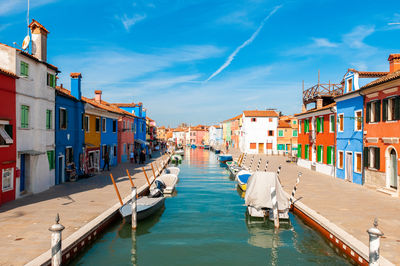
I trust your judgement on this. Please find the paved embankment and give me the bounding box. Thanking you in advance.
[228,149,399,265]
[0,152,168,266]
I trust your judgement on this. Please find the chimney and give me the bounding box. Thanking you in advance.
[316,98,323,109]
[70,73,82,100]
[388,54,400,73]
[29,19,49,62]
[95,90,102,103]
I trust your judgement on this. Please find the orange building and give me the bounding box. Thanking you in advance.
[361,54,400,195]
[277,115,298,155]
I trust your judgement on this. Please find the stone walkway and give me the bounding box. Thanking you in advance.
[228,148,400,265]
[0,151,168,266]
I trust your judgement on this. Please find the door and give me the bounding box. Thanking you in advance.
[346,152,353,182]
[57,156,64,185]
[390,149,398,188]
[311,144,316,164]
[20,154,25,192]
[258,143,264,154]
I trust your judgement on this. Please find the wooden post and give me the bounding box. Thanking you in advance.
[126,169,134,187]
[151,163,156,181]
[271,186,280,228]
[110,173,123,206]
[131,187,137,230]
[141,167,151,187]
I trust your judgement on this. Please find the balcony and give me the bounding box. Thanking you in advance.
[303,82,343,105]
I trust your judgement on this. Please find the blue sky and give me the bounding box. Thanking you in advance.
[0,0,399,127]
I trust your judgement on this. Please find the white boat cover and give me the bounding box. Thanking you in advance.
[156,174,178,188]
[165,167,180,176]
[245,171,289,211]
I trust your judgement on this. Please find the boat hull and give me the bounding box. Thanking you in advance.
[119,197,165,222]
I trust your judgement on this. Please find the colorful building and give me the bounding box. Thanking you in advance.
[209,125,223,147]
[222,119,231,147]
[277,115,298,155]
[55,73,85,184]
[116,112,135,164]
[0,68,18,205]
[334,69,387,185]
[361,54,400,196]
[230,115,242,149]
[0,20,59,196]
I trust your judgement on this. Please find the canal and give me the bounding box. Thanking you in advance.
[71,149,350,265]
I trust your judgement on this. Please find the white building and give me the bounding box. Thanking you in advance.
[0,20,58,196]
[240,110,279,154]
[209,125,223,147]
[172,128,186,145]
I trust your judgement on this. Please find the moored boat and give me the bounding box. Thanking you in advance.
[156,174,178,194]
[171,154,182,163]
[236,169,251,191]
[191,144,197,149]
[215,149,221,154]
[174,149,184,156]
[218,154,233,163]
[119,196,165,222]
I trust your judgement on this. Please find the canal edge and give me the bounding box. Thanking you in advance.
[288,192,394,266]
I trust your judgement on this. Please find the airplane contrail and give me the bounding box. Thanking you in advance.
[205,5,282,82]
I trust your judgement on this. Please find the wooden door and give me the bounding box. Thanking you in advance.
[258,143,264,154]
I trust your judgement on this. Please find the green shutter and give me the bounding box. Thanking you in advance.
[366,102,371,123]
[47,150,55,170]
[375,101,381,122]
[375,147,380,169]
[293,129,298,137]
[46,110,51,129]
[21,105,29,128]
[317,146,321,162]
[305,145,309,159]
[382,98,388,122]
[364,147,369,167]
[321,117,324,132]
[330,115,334,131]
[327,146,332,165]
[316,117,320,132]
[297,144,301,158]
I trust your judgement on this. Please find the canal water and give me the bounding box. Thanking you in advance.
[71,149,350,265]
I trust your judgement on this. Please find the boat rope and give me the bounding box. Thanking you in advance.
[289,172,302,208]
[256,158,262,171]
[264,160,269,171]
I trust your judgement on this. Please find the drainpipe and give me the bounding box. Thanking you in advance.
[329,107,337,179]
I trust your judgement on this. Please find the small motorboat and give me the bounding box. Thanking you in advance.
[215,149,221,154]
[245,171,289,221]
[218,154,233,163]
[236,169,251,191]
[204,145,210,150]
[171,154,182,163]
[156,174,178,194]
[174,149,184,156]
[164,166,180,176]
[226,161,242,176]
[191,144,197,149]
[119,191,165,222]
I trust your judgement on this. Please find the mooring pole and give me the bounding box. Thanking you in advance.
[256,158,262,171]
[141,167,151,187]
[131,187,137,230]
[289,172,302,209]
[151,163,156,180]
[126,169,134,187]
[49,213,65,266]
[264,160,269,171]
[367,218,384,266]
[271,187,279,228]
[110,173,123,206]
[276,165,282,183]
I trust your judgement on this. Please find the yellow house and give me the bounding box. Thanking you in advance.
[277,115,298,155]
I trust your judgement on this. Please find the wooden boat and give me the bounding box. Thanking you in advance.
[218,154,233,163]
[236,170,251,191]
[156,174,178,194]
[119,196,165,222]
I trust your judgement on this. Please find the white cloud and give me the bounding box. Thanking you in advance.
[217,10,255,28]
[206,5,281,82]
[311,37,339,48]
[0,0,56,16]
[342,25,375,49]
[117,13,147,32]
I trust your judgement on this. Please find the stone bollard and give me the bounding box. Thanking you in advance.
[367,218,384,266]
[49,213,65,266]
[131,187,137,230]
[270,186,279,228]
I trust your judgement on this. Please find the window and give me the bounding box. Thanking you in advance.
[299,120,301,133]
[2,168,13,192]
[277,144,285,150]
[113,145,117,156]
[21,105,29,128]
[355,153,362,173]
[81,114,84,130]
[102,118,106,132]
[293,120,297,125]
[102,145,108,159]
[131,122,134,132]
[113,120,117,133]
[329,115,335,132]
[47,150,55,170]
[383,97,400,122]
[338,151,344,169]
[278,130,284,137]
[304,119,309,133]
[366,100,381,123]
[268,130,274,136]
[123,144,127,154]
[0,125,13,145]
[66,147,73,164]
[364,147,380,170]
[250,143,256,149]
[95,118,100,132]
[338,114,344,132]
[327,146,335,165]
[304,144,309,160]
[316,116,324,133]
[269,118,273,122]
[355,110,362,131]
[293,129,298,137]
[297,144,302,158]
[46,110,52,129]
[251,118,256,122]
[85,116,89,132]
[47,73,56,88]
[20,61,29,77]
[317,145,323,163]
[59,108,67,130]
[347,78,353,92]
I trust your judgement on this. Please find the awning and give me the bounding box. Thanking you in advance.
[0,127,13,144]
[18,150,45,155]
[135,139,149,145]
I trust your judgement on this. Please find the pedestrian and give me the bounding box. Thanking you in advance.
[135,150,138,163]
[140,149,146,164]
[102,151,110,171]
[130,150,134,163]
[226,142,229,153]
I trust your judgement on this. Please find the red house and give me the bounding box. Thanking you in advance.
[117,114,136,163]
[0,68,18,205]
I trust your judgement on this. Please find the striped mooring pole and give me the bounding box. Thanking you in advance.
[131,187,137,230]
[248,155,255,170]
[241,153,247,166]
[256,158,262,171]
[49,213,65,266]
[270,186,279,228]
[264,160,269,171]
[289,172,302,208]
[367,218,383,266]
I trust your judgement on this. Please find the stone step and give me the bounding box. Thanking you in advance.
[376,187,398,197]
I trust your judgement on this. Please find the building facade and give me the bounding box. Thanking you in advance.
[277,115,298,155]
[117,114,135,163]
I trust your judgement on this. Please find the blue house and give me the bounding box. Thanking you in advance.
[334,69,385,185]
[55,73,85,184]
[115,102,148,154]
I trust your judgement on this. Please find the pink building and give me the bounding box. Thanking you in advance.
[192,125,208,146]
[116,112,136,163]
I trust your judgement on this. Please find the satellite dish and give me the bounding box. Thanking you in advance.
[22,35,30,50]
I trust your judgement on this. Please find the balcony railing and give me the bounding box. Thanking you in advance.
[303,83,343,104]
